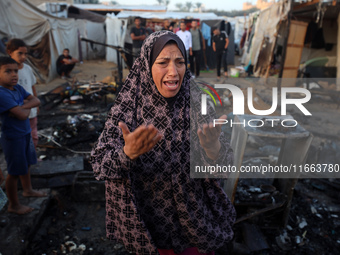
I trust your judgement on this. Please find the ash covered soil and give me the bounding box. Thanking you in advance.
[29,104,340,255]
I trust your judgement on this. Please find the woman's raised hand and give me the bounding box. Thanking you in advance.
[119,122,163,160]
[197,115,227,160]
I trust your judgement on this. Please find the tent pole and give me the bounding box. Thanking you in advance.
[278,0,293,91]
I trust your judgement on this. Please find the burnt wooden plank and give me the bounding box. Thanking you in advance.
[30,157,84,176]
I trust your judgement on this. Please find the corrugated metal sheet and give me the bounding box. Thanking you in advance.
[73,4,167,12]
[114,11,223,20]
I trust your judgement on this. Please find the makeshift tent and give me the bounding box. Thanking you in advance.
[75,19,106,61]
[291,0,339,82]
[66,5,107,61]
[40,4,122,64]
[227,16,250,43]
[105,14,127,65]
[68,5,106,23]
[0,0,79,82]
[242,0,339,80]
[242,1,291,77]
[0,0,111,82]
[227,16,250,55]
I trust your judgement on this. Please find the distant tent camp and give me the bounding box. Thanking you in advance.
[0,0,82,82]
[0,0,112,83]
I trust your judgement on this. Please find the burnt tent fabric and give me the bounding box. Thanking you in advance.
[311,28,326,49]
[68,5,106,23]
[304,21,318,45]
[91,31,235,254]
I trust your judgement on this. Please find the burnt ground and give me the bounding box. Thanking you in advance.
[1,60,340,254]
[26,187,129,255]
[24,90,340,254]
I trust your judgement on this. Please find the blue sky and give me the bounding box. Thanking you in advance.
[100,0,254,11]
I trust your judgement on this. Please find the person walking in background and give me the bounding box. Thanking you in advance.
[0,56,46,215]
[212,27,229,80]
[7,39,39,148]
[130,16,146,62]
[189,20,205,78]
[56,48,78,79]
[176,21,192,69]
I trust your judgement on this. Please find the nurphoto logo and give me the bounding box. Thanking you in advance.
[201,84,312,128]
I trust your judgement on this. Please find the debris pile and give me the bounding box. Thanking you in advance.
[39,77,119,111]
[39,114,106,147]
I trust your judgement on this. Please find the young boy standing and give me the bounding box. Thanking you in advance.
[0,56,45,215]
[7,39,39,148]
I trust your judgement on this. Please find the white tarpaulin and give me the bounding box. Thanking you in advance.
[227,16,250,42]
[105,16,127,64]
[76,20,106,60]
[0,0,79,82]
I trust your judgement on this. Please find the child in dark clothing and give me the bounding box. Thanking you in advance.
[56,48,78,79]
[0,56,45,215]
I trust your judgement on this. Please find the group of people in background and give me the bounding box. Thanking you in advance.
[130,17,229,80]
[175,20,206,79]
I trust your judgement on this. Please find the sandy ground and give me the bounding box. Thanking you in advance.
[36,59,128,94]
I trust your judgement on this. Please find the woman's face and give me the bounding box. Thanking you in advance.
[151,43,186,98]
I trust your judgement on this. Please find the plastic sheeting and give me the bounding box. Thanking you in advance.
[244,1,291,77]
[227,16,250,42]
[77,20,106,60]
[0,0,107,82]
[105,16,127,65]
[0,0,78,82]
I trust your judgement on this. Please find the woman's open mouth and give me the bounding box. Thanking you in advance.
[164,80,179,90]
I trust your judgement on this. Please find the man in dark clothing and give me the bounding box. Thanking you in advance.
[130,17,146,62]
[189,20,205,78]
[161,19,170,31]
[212,27,229,80]
[161,19,174,32]
[56,48,78,79]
